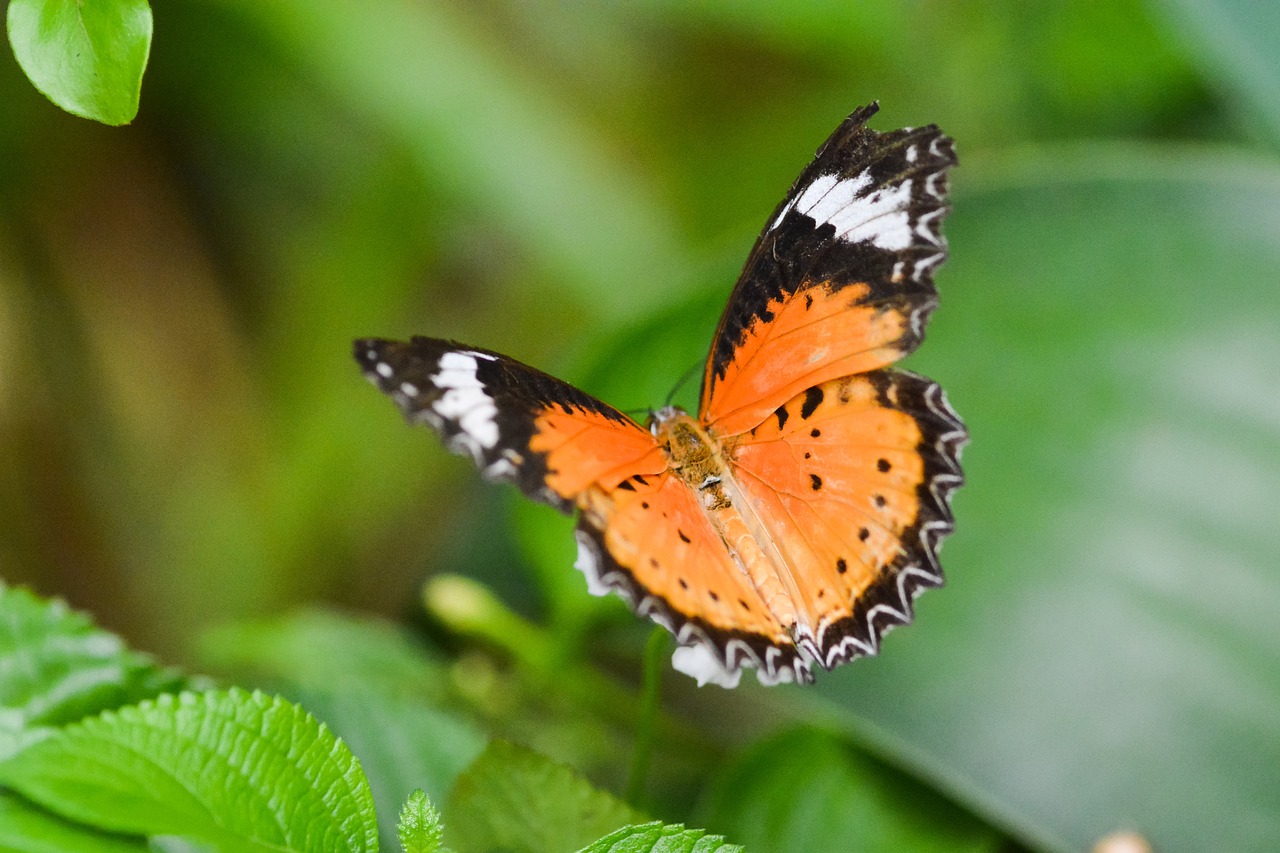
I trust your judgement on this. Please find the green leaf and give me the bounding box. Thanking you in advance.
[812,147,1280,852]
[699,728,997,853]
[0,688,379,852]
[0,583,183,736]
[397,789,450,853]
[199,608,448,702]
[296,688,484,848]
[578,821,742,853]
[0,790,147,852]
[200,610,484,849]
[6,0,153,125]
[446,741,642,853]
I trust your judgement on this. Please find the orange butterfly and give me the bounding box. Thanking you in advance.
[356,103,965,687]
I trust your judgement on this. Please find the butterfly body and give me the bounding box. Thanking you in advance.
[357,103,965,687]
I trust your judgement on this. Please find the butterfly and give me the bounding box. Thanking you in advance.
[355,103,965,687]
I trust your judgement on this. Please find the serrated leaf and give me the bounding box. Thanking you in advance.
[0,583,184,736]
[446,741,642,853]
[397,789,448,853]
[0,790,147,852]
[6,0,153,125]
[699,728,998,853]
[578,821,742,853]
[296,688,484,848]
[0,688,379,852]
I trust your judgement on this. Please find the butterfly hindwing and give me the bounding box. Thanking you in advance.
[701,102,956,436]
[573,471,804,687]
[355,337,665,512]
[729,369,966,669]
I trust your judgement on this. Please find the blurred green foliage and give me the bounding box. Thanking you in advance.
[1,2,1278,851]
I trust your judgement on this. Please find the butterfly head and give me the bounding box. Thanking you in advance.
[646,405,686,436]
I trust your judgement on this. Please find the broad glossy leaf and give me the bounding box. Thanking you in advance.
[699,727,997,853]
[6,0,152,124]
[0,689,379,852]
[808,147,1280,852]
[446,741,641,853]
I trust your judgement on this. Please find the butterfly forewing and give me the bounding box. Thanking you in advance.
[700,102,956,436]
[354,337,665,511]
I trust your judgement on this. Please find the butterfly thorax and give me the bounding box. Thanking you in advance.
[648,407,728,508]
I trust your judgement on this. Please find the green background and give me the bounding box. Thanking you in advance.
[2,2,1278,851]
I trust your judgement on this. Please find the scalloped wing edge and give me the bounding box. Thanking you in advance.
[813,373,967,669]
[572,527,815,688]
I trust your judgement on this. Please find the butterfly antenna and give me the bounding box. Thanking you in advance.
[665,359,702,408]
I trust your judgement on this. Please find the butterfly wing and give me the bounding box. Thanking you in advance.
[355,337,666,511]
[697,103,965,675]
[572,470,802,688]
[728,369,965,670]
[700,102,956,436]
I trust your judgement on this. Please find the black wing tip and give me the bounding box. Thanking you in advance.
[829,101,955,159]
[848,101,881,124]
[353,336,386,363]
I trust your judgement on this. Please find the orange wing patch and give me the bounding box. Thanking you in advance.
[729,369,963,668]
[573,471,803,686]
[700,281,920,437]
[530,407,667,499]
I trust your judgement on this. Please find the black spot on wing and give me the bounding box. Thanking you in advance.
[801,386,824,419]
[815,367,966,671]
[574,519,814,686]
